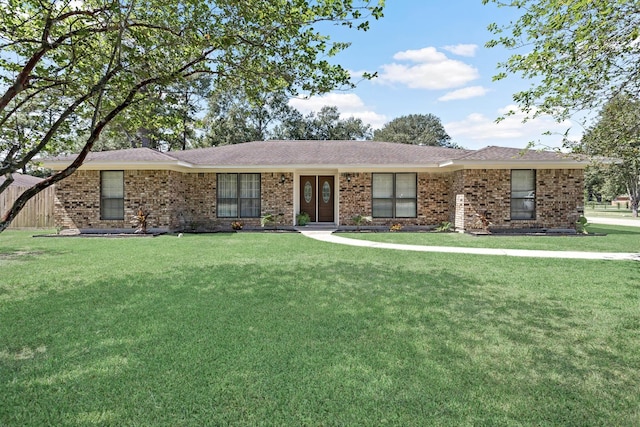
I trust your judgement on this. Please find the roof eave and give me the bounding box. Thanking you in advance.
[440,159,589,169]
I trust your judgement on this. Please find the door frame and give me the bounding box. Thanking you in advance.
[297,173,337,224]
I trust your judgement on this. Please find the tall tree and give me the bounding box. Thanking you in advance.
[273,105,371,140]
[93,75,210,151]
[203,87,291,146]
[483,0,640,127]
[372,114,456,147]
[0,0,384,232]
[580,94,640,217]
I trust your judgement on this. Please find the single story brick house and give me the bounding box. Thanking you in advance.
[42,140,587,233]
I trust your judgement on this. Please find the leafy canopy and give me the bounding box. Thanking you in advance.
[273,105,372,140]
[0,0,384,231]
[372,114,456,148]
[580,94,640,216]
[483,0,640,122]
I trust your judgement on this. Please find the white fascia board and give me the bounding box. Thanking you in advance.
[439,160,589,169]
[188,163,444,172]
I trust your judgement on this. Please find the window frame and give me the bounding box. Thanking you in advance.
[216,173,261,218]
[100,170,125,220]
[510,169,536,220]
[371,172,417,218]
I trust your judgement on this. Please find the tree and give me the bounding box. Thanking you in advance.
[272,105,372,140]
[93,75,210,151]
[372,114,456,147]
[202,87,291,146]
[0,0,384,232]
[580,94,640,217]
[483,0,640,126]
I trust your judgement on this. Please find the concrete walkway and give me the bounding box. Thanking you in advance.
[299,228,640,262]
[587,216,640,227]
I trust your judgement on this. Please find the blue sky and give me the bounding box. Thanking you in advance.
[289,1,582,150]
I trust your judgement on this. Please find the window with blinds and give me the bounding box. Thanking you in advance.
[372,173,417,218]
[100,171,124,220]
[511,170,536,220]
[217,173,261,218]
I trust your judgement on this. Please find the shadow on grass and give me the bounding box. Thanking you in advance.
[1,260,639,426]
[588,225,640,235]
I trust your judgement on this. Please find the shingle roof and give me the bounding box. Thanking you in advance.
[47,147,178,163]
[0,173,44,187]
[454,145,582,162]
[170,140,472,166]
[41,141,589,169]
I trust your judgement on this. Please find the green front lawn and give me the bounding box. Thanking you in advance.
[584,204,639,219]
[344,224,640,253]
[1,229,639,426]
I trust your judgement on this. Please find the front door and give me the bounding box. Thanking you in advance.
[300,175,334,223]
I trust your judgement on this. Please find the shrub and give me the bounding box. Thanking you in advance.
[296,212,310,226]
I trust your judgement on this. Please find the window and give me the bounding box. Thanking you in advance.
[100,171,124,220]
[372,173,417,218]
[217,173,260,218]
[511,170,536,220]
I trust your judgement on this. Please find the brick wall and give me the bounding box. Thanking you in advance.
[453,168,584,231]
[261,172,294,227]
[339,173,371,225]
[55,170,183,230]
[55,168,583,232]
[338,172,452,226]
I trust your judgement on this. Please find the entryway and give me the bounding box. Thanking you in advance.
[299,175,334,223]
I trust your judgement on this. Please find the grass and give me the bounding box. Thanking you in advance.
[343,224,640,253]
[584,204,639,219]
[1,228,639,426]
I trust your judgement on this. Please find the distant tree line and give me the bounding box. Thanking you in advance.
[90,83,456,151]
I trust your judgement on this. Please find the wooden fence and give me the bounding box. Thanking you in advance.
[0,186,55,229]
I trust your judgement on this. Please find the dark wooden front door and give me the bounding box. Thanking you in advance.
[318,176,334,222]
[299,175,334,223]
[300,176,317,222]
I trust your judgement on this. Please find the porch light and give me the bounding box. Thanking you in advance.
[280,174,286,184]
[346,173,351,182]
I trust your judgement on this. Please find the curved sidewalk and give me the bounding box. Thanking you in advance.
[299,230,640,261]
[587,216,640,227]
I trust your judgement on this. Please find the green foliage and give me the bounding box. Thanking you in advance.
[351,214,372,231]
[575,216,589,235]
[261,213,284,228]
[434,221,453,232]
[260,213,275,228]
[483,0,640,123]
[580,94,640,216]
[296,211,311,226]
[0,0,385,231]
[202,87,292,146]
[273,105,372,140]
[372,114,457,148]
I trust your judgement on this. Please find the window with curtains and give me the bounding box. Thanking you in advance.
[100,171,124,220]
[511,170,536,220]
[217,173,261,218]
[372,173,417,218]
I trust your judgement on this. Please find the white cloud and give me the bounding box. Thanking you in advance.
[438,86,489,101]
[376,47,479,90]
[393,47,448,63]
[442,44,478,57]
[288,93,387,129]
[444,105,582,149]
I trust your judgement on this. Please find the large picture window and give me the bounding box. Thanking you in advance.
[511,170,536,220]
[372,173,417,218]
[217,173,261,218]
[100,171,124,220]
